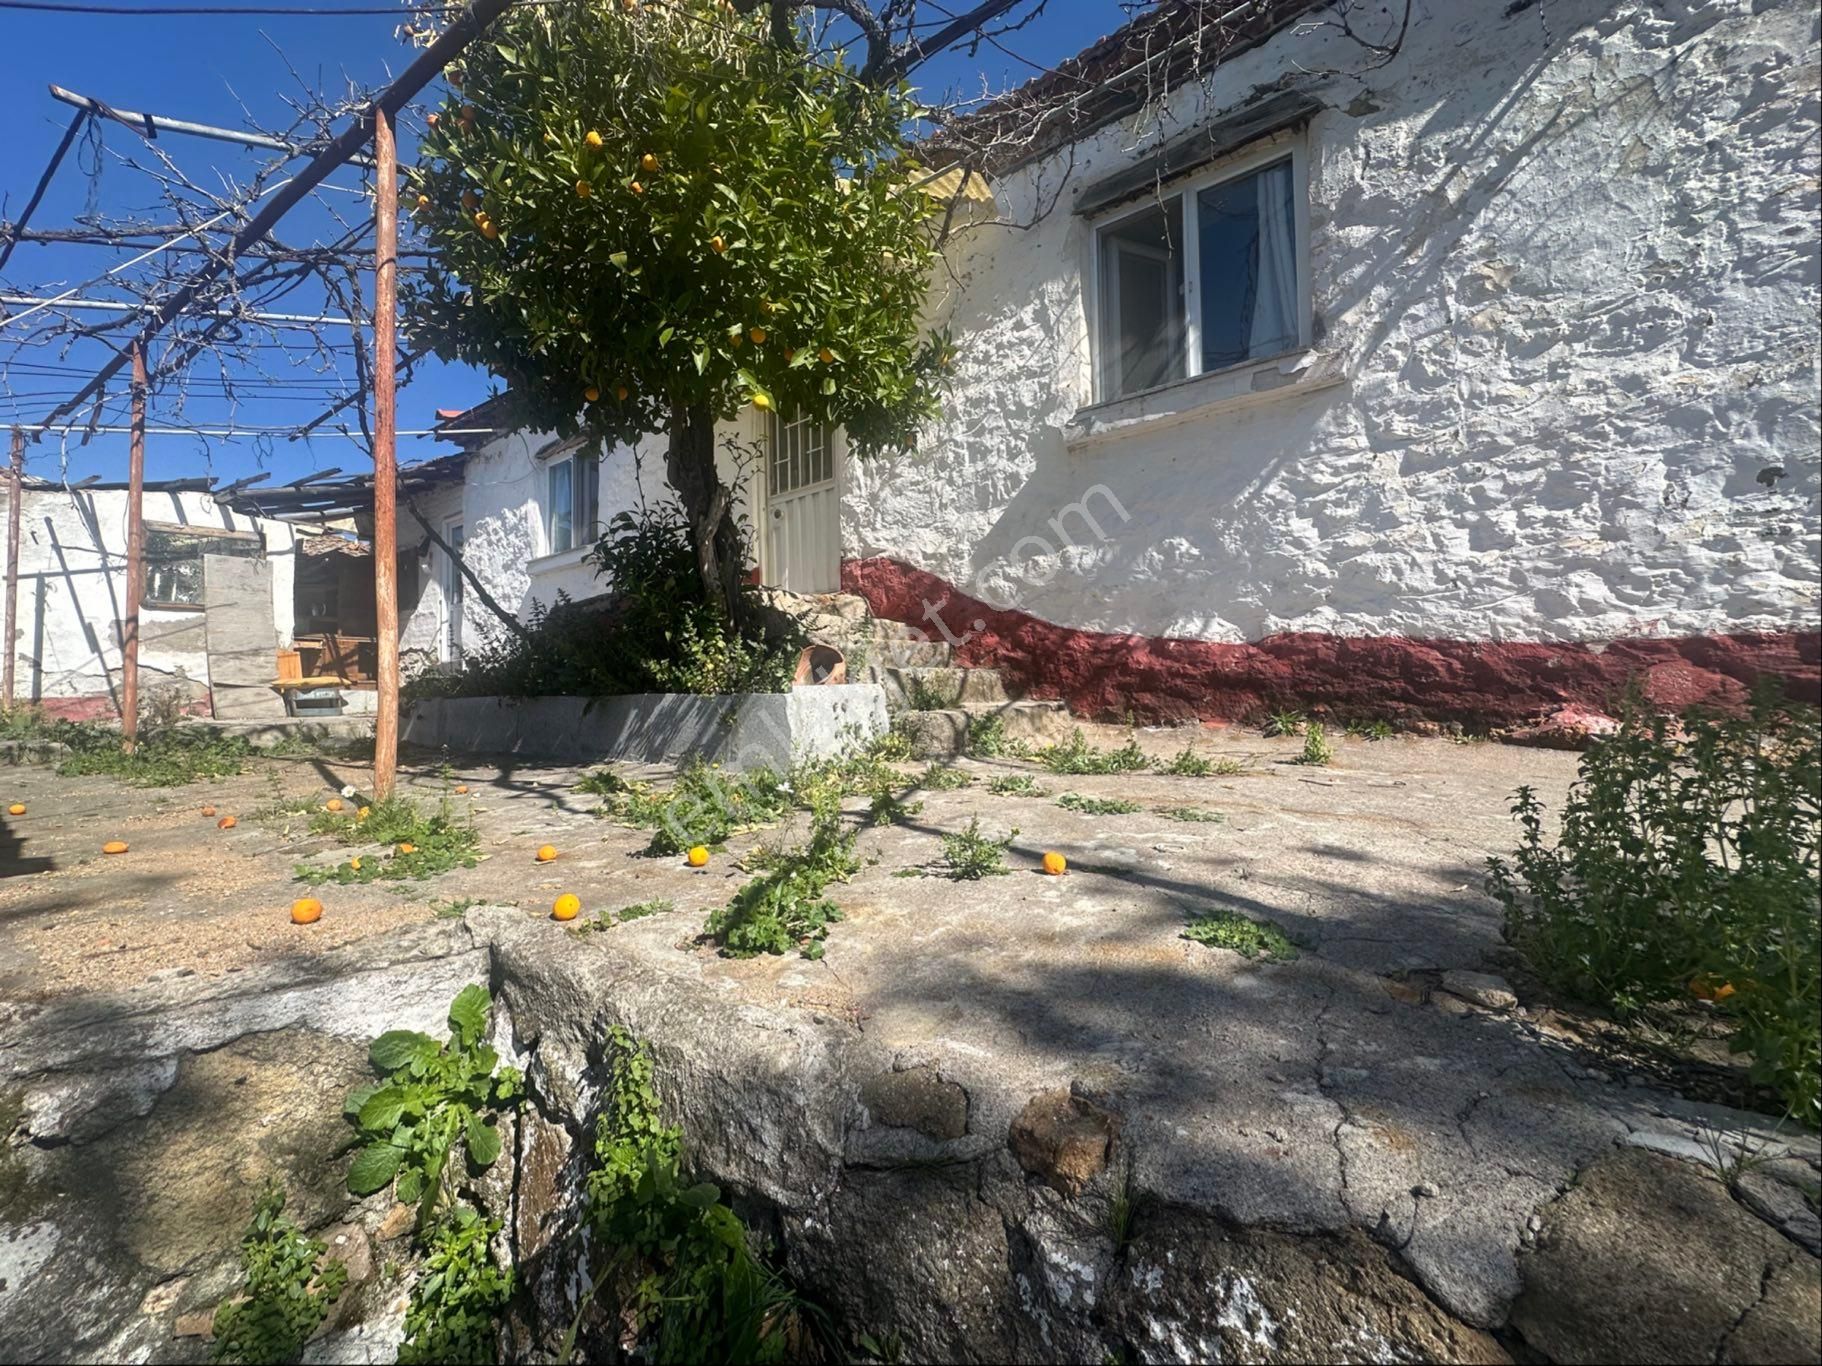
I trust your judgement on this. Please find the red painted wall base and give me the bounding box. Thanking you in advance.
[842,556,1821,729]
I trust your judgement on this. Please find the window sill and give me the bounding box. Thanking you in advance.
[528,545,595,576]
[1065,349,1346,452]
[144,601,206,614]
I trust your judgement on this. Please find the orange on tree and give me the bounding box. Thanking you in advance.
[748,326,766,345]
[584,384,601,402]
[614,383,629,401]
[291,897,324,925]
[552,893,582,921]
[686,845,710,868]
[1042,851,1068,876]
[536,844,559,862]
[404,0,944,626]
[103,840,129,855]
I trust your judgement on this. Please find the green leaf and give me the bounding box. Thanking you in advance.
[358,1085,409,1133]
[679,1181,720,1208]
[396,1166,425,1205]
[343,1082,380,1119]
[370,1030,435,1072]
[447,984,491,1044]
[347,1143,405,1195]
[465,1113,503,1168]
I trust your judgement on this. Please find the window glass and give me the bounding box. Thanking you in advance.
[1197,157,1298,371]
[578,454,600,545]
[1098,198,1184,400]
[547,459,574,554]
[143,527,261,606]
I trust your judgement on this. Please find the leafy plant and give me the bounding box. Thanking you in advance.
[1183,910,1298,962]
[1346,718,1394,741]
[1157,746,1218,777]
[1294,723,1335,767]
[867,778,923,826]
[606,757,793,856]
[1056,792,1141,816]
[704,811,858,958]
[940,817,1016,880]
[430,897,485,919]
[1158,806,1224,823]
[917,763,974,790]
[577,898,676,932]
[902,675,958,711]
[343,985,523,1232]
[1263,709,1306,738]
[55,723,253,787]
[210,1183,348,1366]
[407,0,947,620]
[987,773,1045,797]
[296,797,481,884]
[397,1206,515,1366]
[576,765,631,798]
[1486,686,1820,1123]
[872,725,916,763]
[1034,728,1152,776]
[966,712,1028,758]
[578,1028,806,1363]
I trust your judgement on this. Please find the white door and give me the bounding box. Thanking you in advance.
[765,413,839,594]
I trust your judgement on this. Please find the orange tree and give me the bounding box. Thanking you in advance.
[405,0,946,620]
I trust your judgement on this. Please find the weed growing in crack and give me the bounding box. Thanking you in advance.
[576,898,676,933]
[570,1028,810,1363]
[1157,806,1224,823]
[966,712,1030,759]
[704,811,858,958]
[1057,792,1141,816]
[1293,723,1336,767]
[917,763,974,790]
[987,773,1046,797]
[296,797,482,885]
[1346,718,1395,741]
[1034,728,1151,776]
[1183,910,1297,961]
[1157,746,1219,777]
[941,817,1017,879]
[397,1206,514,1366]
[603,759,793,855]
[210,1183,348,1365]
[903,675,959,711]
[1263,709,1306,738]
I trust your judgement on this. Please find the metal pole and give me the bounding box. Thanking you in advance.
[32,0,517,436]
[3,428,22,711]
[371,107,399,800]
[122,341,147,746]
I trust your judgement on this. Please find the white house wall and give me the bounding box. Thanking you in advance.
[402,422,761,668]
[841,0,1821,723]
[1,485,298,720]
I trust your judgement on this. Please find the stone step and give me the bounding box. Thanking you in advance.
[855,636,954,669]
[893,700,1074,759]
[876,666,1010,709]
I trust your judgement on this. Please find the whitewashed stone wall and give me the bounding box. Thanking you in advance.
[400,423,761,666]
[847,0,1821,648]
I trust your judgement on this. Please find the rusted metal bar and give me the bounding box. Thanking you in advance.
[371,106,399,800]
[122,340,147,747]
[3,427,23,710]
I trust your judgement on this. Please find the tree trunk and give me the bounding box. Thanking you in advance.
[665,401,744,624]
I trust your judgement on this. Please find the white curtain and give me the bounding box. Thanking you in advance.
[1248,162,1298,357]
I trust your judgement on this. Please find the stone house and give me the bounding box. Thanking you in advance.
[404,0,1820,724]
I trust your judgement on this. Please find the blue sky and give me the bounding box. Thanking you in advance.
[0,0,1115,488]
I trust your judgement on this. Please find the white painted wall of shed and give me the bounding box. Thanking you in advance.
[400,418,763,665]
[1,484,298,714]
[846,0,1821,646]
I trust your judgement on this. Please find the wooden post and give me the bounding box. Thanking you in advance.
[3,427,23,711]
[371,107,400,800]
[121,341,147,747]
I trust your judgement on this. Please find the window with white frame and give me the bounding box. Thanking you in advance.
[1094,144,1305,403]
[544,449,600,555]
[768,411,832,494]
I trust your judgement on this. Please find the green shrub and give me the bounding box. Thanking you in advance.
[966,712,1029,758]
[1034,728,1152,775]
[211,1184,348,1365]
[606,759,793,856]
[1293,723,1335,767]
[403,503,802,702]
[1486,687,1820,1124]
[50,721,253,787]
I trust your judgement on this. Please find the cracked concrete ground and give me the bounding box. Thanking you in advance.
[1,725,1817,1362]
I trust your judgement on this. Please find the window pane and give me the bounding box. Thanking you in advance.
[1099,198,1185,399]
[1197,158,1298,371]
[579,455,600,543]
[548,460,573,553]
